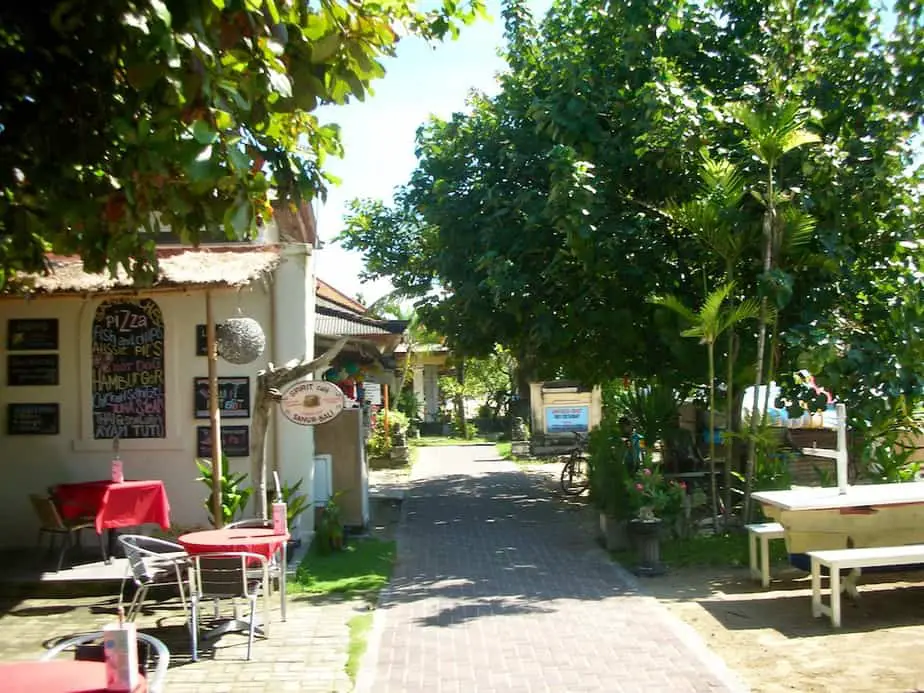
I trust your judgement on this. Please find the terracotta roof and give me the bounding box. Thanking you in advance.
[316,278,367,314]
[4,246,281,295]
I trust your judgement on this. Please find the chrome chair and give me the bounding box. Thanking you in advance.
[41,630,170,693]
[118,535,190,621]
[29,494,102,571]
[225,518,288,621]
[188,551,270,661]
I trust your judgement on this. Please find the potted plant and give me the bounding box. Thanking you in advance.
[196,456,254,527]
[587,416,633,551]
[625,458,686,576]
[314,490,346,555]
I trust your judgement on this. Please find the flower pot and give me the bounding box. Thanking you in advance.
[629,517,665,576]
[599,513,629,551]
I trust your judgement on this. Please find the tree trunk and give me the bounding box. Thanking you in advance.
[724,328,735,525]
[708,341,719,529]
[454,358,467,438]
[744,173,776,524]
[250,337,349,518]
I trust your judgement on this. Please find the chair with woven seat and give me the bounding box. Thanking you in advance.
[118,534,190,622]
[189,551,270,661]
[29,494,103,571]
[226,518,288,620]
[41,630,170,693]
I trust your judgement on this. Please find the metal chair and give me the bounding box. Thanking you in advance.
[188,551,270,661]
[29,494,103,571]
[118,535,190,621]
[40,630,170,693]
[225,518,288,621]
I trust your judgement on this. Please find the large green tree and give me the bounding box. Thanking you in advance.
[0,0,482,285]
[340,0,924,444]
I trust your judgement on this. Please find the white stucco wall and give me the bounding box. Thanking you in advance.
[0,244,316,547]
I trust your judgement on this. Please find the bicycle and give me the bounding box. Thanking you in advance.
[559,432,590,496]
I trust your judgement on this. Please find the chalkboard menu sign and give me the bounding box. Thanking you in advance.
[7,403,59,435]
[197,425,250,458]
[196,324,208,356]
[8,354,59,386]
[7,319,58,350]
[91,299,166,439]
[194,376,250,419]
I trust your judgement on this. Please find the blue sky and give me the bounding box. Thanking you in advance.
[313,0,553,304]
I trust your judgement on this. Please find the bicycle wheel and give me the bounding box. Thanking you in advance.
[560,451,589,496]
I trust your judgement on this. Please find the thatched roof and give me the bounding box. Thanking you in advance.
[4,246,281,295]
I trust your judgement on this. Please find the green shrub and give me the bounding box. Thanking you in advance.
[587,414,632,519]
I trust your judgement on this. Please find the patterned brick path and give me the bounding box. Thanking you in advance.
[360,445,747,693]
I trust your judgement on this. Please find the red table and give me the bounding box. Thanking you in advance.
[0,659,147,693]
[54,480,171,534]
[177,528,288,559]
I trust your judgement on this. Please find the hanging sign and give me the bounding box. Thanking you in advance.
[279,380,345,426]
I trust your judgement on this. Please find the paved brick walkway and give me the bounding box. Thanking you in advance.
[359,445,747,693]
[0,573,357,692]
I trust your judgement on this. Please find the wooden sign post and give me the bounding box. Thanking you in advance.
[205,291,223,527]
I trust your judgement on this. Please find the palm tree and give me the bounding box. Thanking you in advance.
[665,151,751,520]
[728,101,820,522]
[650,283,759,527]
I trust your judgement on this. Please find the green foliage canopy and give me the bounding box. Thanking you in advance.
[0,0,483,286]
[339,0,924,435]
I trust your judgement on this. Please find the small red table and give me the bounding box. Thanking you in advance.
[177,528,288,560]
[178,527,290,626]
[54,480,171,534]
[0,659,147,693]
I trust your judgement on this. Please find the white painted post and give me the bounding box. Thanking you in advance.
[836,403,848,495]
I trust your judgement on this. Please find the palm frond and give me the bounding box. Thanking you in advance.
[717,297,760,335]
[779,206,816,255]
[649,293,697,324]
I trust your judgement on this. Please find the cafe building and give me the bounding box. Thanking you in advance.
[0,211,322,549]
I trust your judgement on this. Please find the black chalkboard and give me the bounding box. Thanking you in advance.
[196,324,207,356]
[194,376,250,419]
[7,319,58,350]
[91,299,166,439]
[197,425,250,458]
[8,354,59,386]
[7,403,59,435]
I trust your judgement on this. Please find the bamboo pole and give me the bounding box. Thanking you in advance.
[383,383,389,433]
[206,290,224,527]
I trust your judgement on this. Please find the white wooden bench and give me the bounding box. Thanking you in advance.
[808,544,924,627]
[746,522,785,588]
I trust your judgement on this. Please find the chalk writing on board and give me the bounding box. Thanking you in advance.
[193,376,250,419]
[91,299,166,439]
[7,354,59,386]
[7,319,59,351]
[7,403,60,435]
[196,425,250,458]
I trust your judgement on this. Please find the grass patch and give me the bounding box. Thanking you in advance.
[611,530,789,569]
[291,538,396,598]
[345,612,374,682]
[497,441,512,459]
[410,435,496,447]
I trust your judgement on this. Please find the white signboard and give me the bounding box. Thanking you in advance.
[363,382,382,406]
[544,405,590,433]
[279,380,345,426]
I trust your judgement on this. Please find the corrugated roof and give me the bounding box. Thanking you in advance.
[315,305,407,337]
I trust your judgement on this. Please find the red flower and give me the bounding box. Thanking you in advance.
[643,468,652,476]
[635,483,644,491]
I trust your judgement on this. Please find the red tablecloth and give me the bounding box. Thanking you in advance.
[54,480,171,534]
[0,660,147,693]
[178,528,288,560]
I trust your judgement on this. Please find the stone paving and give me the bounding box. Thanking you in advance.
[0,562,359,692]
[359,444,748,693]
